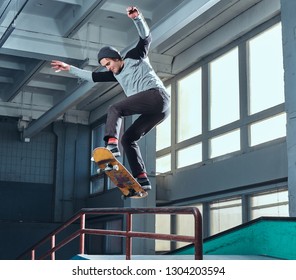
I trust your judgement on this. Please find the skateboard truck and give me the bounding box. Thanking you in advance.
[121,189,145,200]
[97,163,119,175]
[92,147,148,199]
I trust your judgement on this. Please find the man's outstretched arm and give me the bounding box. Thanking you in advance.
[51,60,115,82]
[127,6,150,39]
[51,60,93,82]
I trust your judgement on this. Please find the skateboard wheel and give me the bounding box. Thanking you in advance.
[113,164,119,171]
[97,168,103,175]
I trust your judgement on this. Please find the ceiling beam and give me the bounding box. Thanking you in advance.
[22,81,95,140]
[0,59,26,70]
[27,80,67,92]
[150,0,227,49]
[172,0,280,74]
[59,0,108,37]
[50,0,83,6]
[0,26,91,61]
[4,60,44,102]
[0,76,13,83]
[0,0,27,26]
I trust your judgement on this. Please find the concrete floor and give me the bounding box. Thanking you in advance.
[73,254,279,260]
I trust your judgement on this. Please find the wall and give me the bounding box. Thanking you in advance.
[0,117,55,222]
[0,222,80,260]
[53,121,91,222]
[0,117,91,259]
[157,142,287,202]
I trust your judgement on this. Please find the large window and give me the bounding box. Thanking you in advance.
[156,85,171,151]
[155,214,171,252]
[156,154,171,174]
[248,23,284,115]
[177,143,202,168]
[155,186,288,250]
[175,204,203,249]
[156,21,285,171]
[156,85,172,174]
[177,68,202,143]
[249,113,286,146]
[210,198,242,235]
[154,19,287,247]
[155,204,202,252]
[210,129,240,158]
[251,188,288,219]
[209,47,240,130]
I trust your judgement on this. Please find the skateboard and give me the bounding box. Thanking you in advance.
[92,147,148,199]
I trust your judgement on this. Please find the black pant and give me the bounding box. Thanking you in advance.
[104,88,170,177]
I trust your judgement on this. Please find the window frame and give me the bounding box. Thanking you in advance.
[156,16,285,174]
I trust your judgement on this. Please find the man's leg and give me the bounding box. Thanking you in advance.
[103,89,170,190]
[121,111,168,178]
[104,88,169,143]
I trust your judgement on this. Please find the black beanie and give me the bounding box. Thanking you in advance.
[97,46,122,64]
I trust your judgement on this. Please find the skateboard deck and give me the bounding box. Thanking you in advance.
[92,147,148,199]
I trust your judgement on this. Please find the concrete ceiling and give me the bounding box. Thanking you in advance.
[0,0,264,140]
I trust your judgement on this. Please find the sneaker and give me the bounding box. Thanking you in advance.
[137,177,152,191]
[106,144,121,157]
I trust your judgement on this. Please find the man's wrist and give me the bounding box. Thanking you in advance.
[133,13,143,21]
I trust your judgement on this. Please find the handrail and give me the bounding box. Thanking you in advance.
[18,207,203,260]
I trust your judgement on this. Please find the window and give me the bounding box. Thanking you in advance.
[155,204,202,252]
[210,198,242,235]
[155,20,285,174]
[177,143,202,168]
[156,85,171,173]
[209,47,239,130]
[177,69,202,143]
[175,204,203,249]
[249,113,286,147]
[156,154,171,174]
[156,85,171,151]
[210,129,240,158]
[155,214,171,252]
[250,188,288,219]
[248,23,284,115]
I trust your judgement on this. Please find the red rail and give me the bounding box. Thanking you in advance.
[18,207,202,260]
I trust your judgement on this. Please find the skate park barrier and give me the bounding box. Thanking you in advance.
[17,207,202,260]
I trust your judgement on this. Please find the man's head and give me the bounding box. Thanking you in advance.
[97,46,123,74]
[97,46,122,63]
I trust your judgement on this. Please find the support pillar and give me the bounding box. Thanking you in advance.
[281,0,296,216]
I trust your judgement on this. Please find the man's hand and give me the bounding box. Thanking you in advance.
[51,60,70,72]
[126,6,139,19]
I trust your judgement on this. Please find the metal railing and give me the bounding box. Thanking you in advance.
[18,207,202,260]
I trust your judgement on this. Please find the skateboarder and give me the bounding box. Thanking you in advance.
[51,6,170,191]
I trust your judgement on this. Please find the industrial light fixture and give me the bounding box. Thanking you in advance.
[0,23,15,48]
